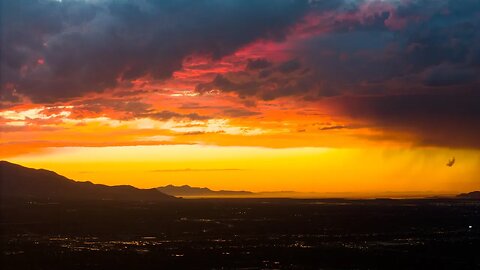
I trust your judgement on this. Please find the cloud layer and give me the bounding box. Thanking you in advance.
[2,0,480,148]
[1,0,309,102]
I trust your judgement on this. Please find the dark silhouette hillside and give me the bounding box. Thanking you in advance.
[0,161,174,201]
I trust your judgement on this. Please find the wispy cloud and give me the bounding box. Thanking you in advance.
[319,125,348,131]
[150,168,244,173]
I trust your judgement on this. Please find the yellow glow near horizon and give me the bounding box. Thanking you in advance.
[6,145,480,195]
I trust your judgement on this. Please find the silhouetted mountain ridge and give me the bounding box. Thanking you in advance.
[157,184,253,197]
[0,161,174,201]
[457,191,480,199]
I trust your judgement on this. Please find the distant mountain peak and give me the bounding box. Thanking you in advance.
[457,191,480,199]
[157,184,253,197]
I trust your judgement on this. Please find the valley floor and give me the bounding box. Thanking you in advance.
[1,198,480,269]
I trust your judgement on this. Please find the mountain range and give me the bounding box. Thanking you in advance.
[0,161,174,201]
[457,191,480,199]
[1,161,479,200]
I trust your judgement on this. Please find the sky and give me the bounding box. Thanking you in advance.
[1,0,480,195]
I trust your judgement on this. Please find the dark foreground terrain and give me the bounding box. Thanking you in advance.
[1,198,479,269]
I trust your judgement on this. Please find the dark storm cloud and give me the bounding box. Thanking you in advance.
[1,0,310,102]
[334,94,480,148]
[198,0,480,99]
[312,0,480,148]
[294,0,478,97]
[191,0,480,148]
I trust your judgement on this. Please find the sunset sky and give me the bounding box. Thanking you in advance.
[1,0,479,195]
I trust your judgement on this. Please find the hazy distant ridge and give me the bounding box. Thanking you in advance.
[0,161,174,201]
[457,191,480,199]
[157,184,253,197]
